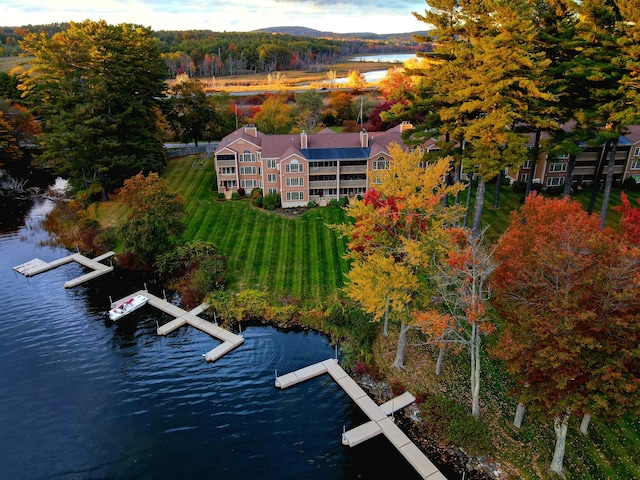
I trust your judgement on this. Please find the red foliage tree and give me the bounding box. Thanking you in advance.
[491,193,640,474]
[614,192,640,245]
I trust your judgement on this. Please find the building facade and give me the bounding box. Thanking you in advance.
[214,122,415,207]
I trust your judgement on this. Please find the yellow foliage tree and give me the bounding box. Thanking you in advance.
[335,143,464,368]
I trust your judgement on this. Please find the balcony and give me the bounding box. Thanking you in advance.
[216,159,235,167]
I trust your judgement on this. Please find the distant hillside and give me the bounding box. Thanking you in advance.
[254,26,429,42]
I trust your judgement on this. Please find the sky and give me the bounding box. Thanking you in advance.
[6,0,429,34]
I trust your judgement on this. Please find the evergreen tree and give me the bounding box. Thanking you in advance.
[20,20,168,200]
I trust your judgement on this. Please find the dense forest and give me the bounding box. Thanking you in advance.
[0,24,423,77]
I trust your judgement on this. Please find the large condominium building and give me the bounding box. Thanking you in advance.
[214,122,418,208]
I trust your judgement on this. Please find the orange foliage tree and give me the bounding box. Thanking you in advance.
[491,194,640,474]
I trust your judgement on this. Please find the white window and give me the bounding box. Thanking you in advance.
[286,177,304,187]
[631,160,640,170]
[285,162,303,173]
[241,179,259,189]
[634,147,640,157]
[286,191,304,201]
[521,173,529,182]
[546,177,565,187]
[239,150,256,162]
[373,157,389,170]
[240,166,257,175]
[549,162,567,173]
[268,187,277,195]
[522,160,532,169]
[266,159,276,169]
[267,174,277,183]
[219,167,235,175]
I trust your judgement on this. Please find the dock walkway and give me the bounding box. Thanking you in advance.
[116,290,244,362]
[275,358,446,480]
[13,251,115,288]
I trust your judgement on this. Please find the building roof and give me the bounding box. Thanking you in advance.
[217,124,408,161]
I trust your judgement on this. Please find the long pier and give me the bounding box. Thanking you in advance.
[275,359,447,480]
[13,251,115,288]
[115,290,244,363]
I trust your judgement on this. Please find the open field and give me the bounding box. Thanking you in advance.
[0,56,31,73]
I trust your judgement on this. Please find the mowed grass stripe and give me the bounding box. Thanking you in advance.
[239,210,262,284]
[303,215,321,301]
[287,219,303,299]
[226,203,257,275]
[270,216,287,295]
[314,215,330,297]
[253,213,275,285]
[273,218,291,297]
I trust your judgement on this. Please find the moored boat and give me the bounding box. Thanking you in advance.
[109,295,148,321]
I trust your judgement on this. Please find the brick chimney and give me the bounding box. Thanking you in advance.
[300,130,308,149]
[244,124,258,137]
[360,129,368,148]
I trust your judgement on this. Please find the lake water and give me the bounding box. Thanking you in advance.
[0,197,455,479]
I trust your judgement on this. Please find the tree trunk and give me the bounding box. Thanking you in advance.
[563,151,577,198]
[600,139,619,229]
[514,402,526,428]
[493,170,503,208]
[580,413,591,435]
[526,130,541,197]
[464,173,474,228]
[436,345,446,375]
[383,297,389,337]
[550,413,570,475]
[471,177,486,239]
[392,321,411,370]
[470,324,481,418]
[587,139,611,215]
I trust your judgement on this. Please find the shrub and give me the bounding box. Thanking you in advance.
[253,195,263,208]
[262,192,281,210]
[231,192,239,200]
[237,187,246,197]
[217,192,225,200]
[307,200,317,208]
[449,414,492,456]
[622,177,640,192]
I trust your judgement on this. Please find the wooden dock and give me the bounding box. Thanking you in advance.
[118,290,244,362]
[275,359,447,480]
[13,251,115,288]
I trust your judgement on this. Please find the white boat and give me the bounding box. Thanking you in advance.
[109,295,148,321]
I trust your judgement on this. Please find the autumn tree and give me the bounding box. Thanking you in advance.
[292,90,324,132]
[614,191,640,245]
[163,77,216,146]
[19,20,168,200]
[412,0,553,236]
[491,194,640,475]
[346,70,366,94]
[0,112,20,165]
[335,143,464,369]
[251,94,292,134]
[414,227,496,418]
[117,172,186,267]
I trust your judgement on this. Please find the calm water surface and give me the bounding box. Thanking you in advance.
[0,198,438,479]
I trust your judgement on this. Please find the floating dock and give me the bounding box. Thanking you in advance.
[115,290,244,363]
[13,251,115,288]
[275,359,446,480]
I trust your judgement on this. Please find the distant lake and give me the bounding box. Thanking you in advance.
[347,53,416,63]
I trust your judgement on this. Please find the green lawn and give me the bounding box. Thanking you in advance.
[162,155,350,304]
